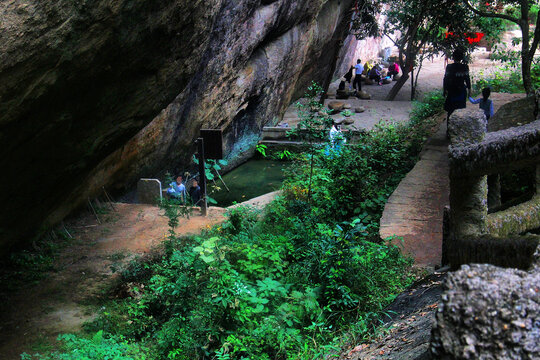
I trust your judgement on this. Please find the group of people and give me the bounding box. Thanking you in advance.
[166,175,202,206]
[443,48,493,122]
[339,59,401,92]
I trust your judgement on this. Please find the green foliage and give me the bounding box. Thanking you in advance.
[0,228,73,291]
[287,82,334,202]
[158,197,191,237]
[500,166,536,202]
[349,0,382,40]
[464,0,540,93]
[41,87,444,360]
[411,91,445,116]
[192,156,229,183]
[473,15,507,47]
[84,202,411,360]
[255,144,267,157]
[288,82,333,143]
[20,331,149,360]
[471,60,540,94]
[276,149,292,161]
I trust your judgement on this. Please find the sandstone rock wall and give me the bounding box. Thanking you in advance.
[0,0,354,253]
[334,10,395,78]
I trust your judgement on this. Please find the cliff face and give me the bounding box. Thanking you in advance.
[0,0,354,253]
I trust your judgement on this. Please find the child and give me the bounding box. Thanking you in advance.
[368,65,382,85]
[469,87,494,120]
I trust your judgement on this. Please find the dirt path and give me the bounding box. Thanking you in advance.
[0,204,227,359]
[279,50,513,131]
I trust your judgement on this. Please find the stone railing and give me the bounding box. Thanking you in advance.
[444,108,540,269]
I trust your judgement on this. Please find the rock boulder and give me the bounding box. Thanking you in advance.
[0,0,356,253]
[431,263,540,359]
[328,101,346,112]
[357,90,371,100]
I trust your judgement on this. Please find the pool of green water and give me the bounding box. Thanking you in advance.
[208,159,290,207]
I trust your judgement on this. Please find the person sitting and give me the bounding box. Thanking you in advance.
[363,61,372,75]
[329,119,346,150]
[388,62,400,79]
[338,66,354,94]
[189,179,201,206]
[368,65,382,85]
[167,175,186,202]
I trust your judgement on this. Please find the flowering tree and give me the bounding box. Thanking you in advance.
[378,0,471,100]
[464,0,540,94]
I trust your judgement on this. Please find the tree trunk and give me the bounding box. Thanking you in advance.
[386,72,409,101]
[522,54,533,95]
[410,67,415,101]
[520,17,533,95]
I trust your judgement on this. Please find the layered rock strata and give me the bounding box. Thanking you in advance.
[0,0,354,253]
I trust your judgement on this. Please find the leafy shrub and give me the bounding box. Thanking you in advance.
[47,84,443,360]
[471,60,540,94]
[20,331,149,360]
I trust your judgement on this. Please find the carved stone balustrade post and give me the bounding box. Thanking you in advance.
[448,109,488,238]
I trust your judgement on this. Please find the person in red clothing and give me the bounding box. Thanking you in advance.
[388,62,400,79]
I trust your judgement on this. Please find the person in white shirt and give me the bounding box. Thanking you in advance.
[329,120,347,150]
[353,59,364,92]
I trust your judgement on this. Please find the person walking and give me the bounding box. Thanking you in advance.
[443,48,471,121]
[469,87,494,121]
[353,59,364,92]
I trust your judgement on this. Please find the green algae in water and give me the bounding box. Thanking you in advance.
[209,160,290,207]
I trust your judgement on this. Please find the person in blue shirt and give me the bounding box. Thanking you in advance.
[469,87,494,121]
[353,59,364,92]
[167,175,186,202]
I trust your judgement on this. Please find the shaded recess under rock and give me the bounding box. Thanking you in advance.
[0,0,355,253]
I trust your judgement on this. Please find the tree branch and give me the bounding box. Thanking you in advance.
[462,0,519,23]
[529,7,540,58]
[384,32,399,47]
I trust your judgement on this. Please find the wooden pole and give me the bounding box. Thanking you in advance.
[87,198,102,224]
[215,169,230,192]
[197,138,208,216]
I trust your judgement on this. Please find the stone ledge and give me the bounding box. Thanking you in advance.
[447,234,539,270]
[449,120,540,177]
[487,196,540,237]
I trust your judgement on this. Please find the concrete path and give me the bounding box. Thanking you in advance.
[378,94,526,267]
[227,190,281,210]
[379,116,449,267]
